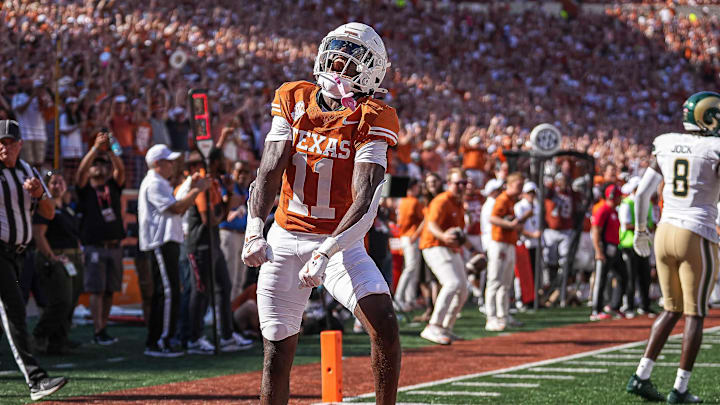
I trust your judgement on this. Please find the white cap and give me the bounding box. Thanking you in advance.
[169,106,185,118]
[146,144,181,167]
[522,181,537,194]
[114,95,127,103]
[422,140,435,149]
[482,178,504,196]
[621,176,641,195]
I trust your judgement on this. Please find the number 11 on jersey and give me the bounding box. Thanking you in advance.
[288,152,336,219]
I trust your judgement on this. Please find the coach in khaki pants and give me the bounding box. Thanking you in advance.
[486,173,525,332]
[418,168,471,345]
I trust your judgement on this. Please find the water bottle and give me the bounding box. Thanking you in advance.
[109,134,123,157]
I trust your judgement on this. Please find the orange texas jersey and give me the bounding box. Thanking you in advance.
[270,81,399,235]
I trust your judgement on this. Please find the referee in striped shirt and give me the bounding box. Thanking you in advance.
[0,120,67,400]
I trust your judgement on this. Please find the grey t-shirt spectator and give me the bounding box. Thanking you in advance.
[11,93,46,141]
[150,117,171,147]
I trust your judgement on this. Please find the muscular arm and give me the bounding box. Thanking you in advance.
[248,140,292,220]
[635,156,663,231]
[331,162,385,237]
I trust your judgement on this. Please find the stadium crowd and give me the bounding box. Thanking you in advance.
[1,0,720,357]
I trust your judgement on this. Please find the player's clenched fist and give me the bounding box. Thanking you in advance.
[242,217,273,267]
[298,250,329,289]
[242,235,274,267]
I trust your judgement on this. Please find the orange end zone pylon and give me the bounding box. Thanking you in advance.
[321,330,343,402]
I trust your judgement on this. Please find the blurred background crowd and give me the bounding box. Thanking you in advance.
[3,0,720,353]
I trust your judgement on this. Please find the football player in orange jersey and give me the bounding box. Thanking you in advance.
[241,23,400,404]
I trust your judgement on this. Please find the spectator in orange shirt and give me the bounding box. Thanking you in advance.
[485,172,526,332]
[394,178,425,311]
[460,127,487,187]
[418,168,472,345]
[420,140,444,175]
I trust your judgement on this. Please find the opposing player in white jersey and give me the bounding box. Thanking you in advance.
[241,23,400,404]
[627,92,720,404]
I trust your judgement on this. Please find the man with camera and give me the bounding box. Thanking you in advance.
[75,131,126,345]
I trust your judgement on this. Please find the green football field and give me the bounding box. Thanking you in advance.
[350,326,720,404]
[0,305,592,403]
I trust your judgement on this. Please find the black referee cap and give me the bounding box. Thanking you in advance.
[0,120,21,141]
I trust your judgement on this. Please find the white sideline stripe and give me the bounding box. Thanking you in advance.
[529,367,607,373]
[0,370,19,376]
[347,325,720,401]
[407,390,501,397]
[347,325,720,400]
[53,363,76,369]
[594,354,664,360]
[107,357,126,363]
[621,348,682,354]
[453,382,539,388]
[494,373,575,380]
[565,361,720,368]
[666,344,712,349]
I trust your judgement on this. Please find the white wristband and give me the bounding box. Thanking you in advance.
[317,236,341,258]
[246,216,264,239]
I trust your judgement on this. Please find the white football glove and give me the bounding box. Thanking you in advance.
[298,250,330,289]
[633,229,653,258]
[298,237,340,289]
[242,217,273,267]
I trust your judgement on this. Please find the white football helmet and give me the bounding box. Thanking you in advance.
[313,22,389,98]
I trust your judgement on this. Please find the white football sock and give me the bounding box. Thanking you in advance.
[673,369,691,393]
[636,357,654,380]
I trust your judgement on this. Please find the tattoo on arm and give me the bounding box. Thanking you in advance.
[332,162,385,237]
[249,140,292,220]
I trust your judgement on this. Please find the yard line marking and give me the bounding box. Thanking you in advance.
[529,367,607,373]
[494,373,575,380]
[107,357,126,363]
[453,382,539,388]
[565,361,720,368]
[594,354,665,360]
[52,363,75,369]
[407,390,501,397]
[621,348,682,354]
[0,370,19,376]
[347,325,720,401]
[665,344,712,349]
